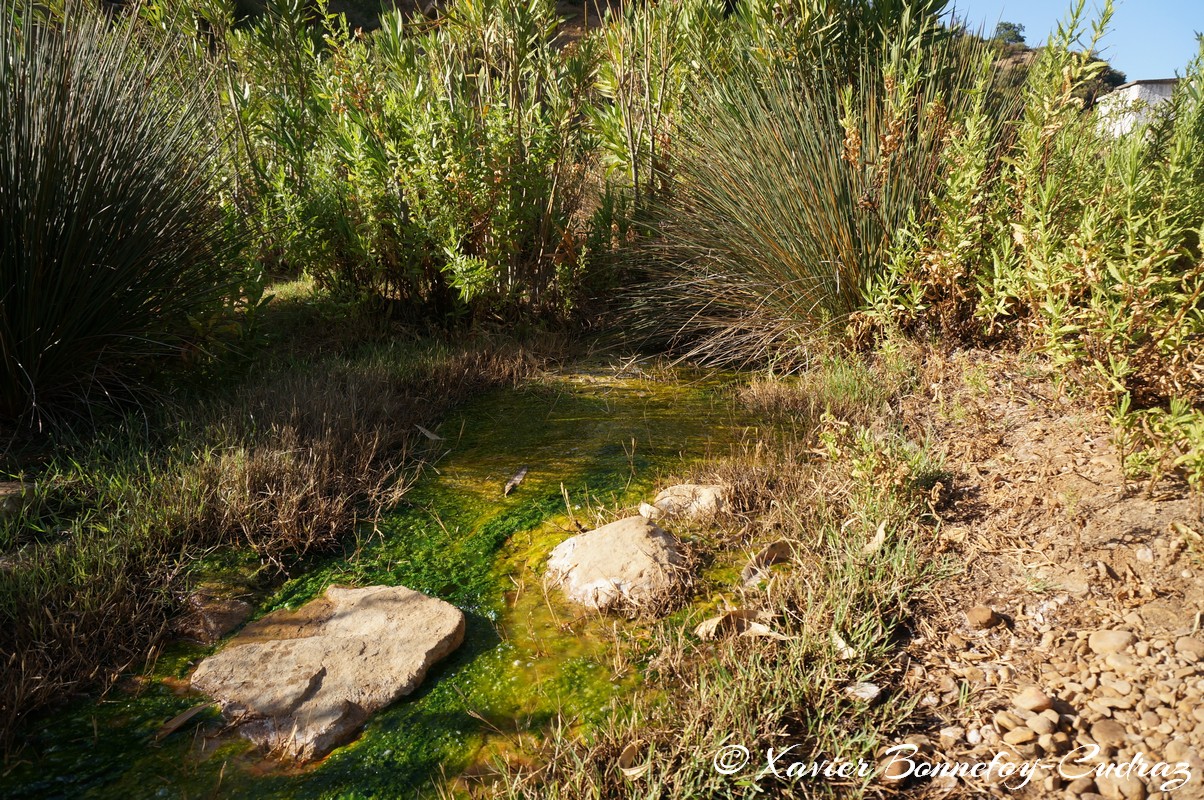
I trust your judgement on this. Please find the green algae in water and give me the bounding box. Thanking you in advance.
[2,367,752,799]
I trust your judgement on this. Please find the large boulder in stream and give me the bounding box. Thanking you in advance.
[546,516,686,613]
[191,584,464,762]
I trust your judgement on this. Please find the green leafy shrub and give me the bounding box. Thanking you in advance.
[0,2,243,422]
[876,0,1204,493]
[211,0,602,321]
[215,0,337,276]
[590,0,727,217]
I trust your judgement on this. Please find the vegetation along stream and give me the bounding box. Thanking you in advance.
[1,363,757,799]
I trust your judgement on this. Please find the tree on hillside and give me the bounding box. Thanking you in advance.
[993,20,1025,45]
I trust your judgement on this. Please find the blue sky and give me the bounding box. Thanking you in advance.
[947,0,1203,81]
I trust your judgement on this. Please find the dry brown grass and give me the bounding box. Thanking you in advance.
[0,336,553,747]
[185,344,547,559]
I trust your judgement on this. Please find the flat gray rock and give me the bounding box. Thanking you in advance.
[546,516,685,612]
[191,584,464,762]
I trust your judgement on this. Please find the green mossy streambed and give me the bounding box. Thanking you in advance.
[3,363,756,799]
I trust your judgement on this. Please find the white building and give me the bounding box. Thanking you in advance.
[1097,78,1180,137]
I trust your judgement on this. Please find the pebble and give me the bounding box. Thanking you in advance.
[1174,636,1204,663]
[1096,773,1147,800]
[1165,740,1191,762]
[1013,685,1053,712]
[1089,630,1136,655]
[845,682,882,702]
[1027,715,1056,735]
[1136,547,1154,563]
[938,726,964,748]
[1003,726,1037,745]
[966,604,1000,630]
[1104,678,1132,696]
[1091,719,1128,746]
[1068,776,1098,794]
[880,756,908,781]
[966,727,982,746]
[994,710,1023,731]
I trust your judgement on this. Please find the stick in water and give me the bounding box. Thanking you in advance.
[504,467,529,496]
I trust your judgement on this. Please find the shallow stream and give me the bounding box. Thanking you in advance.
[3,363,755,799]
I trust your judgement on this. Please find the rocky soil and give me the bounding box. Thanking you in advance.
[896,351,1204,799]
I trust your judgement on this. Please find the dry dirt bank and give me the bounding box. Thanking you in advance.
[894,349,1203,800]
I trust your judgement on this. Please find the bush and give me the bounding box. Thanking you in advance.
[0,2,244,422]
[873,0,1204,494]
[631,12,991,368]
[212,0,602,321]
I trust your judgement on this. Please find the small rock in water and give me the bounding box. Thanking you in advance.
[174,588,253,645]
[650,484,728,520]
[966,604,1001,630]
[545,516,686,613]
[1088,630,1136,655]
